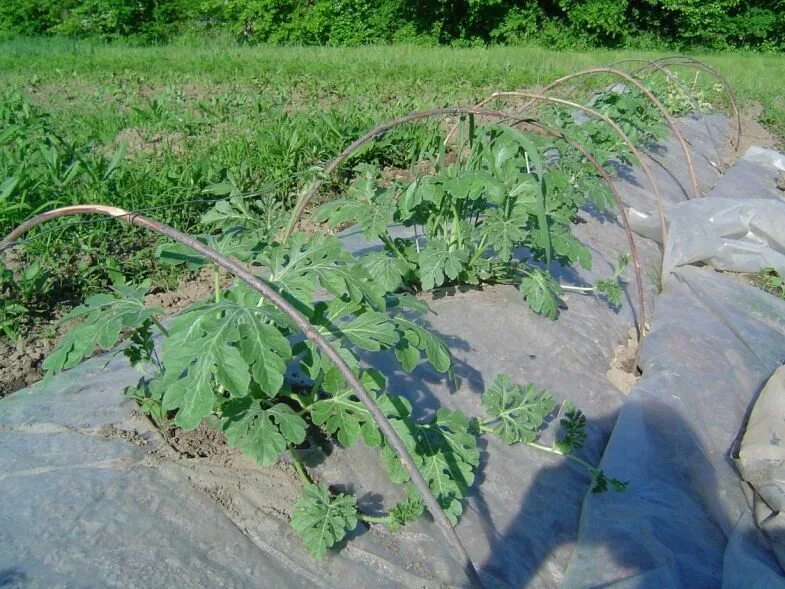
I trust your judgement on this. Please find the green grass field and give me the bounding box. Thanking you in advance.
[1,36,783,336]
[3,37,784,127]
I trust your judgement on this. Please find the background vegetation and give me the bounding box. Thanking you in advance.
[1,0,783,50]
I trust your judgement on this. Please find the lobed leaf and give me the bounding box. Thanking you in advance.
[291,483,358,560]
[381,407,479,524]
[362,251,407,293]
[261,232,385,310]
[308,369,387,448]
[482,374,556,445]
[519,269,562,319]
[43,281,160,378]
[222,397,306,466]
[418,239,468,291]
[160,299,291,429]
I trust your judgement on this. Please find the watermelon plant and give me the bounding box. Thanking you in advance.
[18,86,653,566]
[317,122,631,318]
[39,205,626,561]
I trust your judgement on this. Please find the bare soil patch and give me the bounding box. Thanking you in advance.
[723,102,782,167]
[607,329,640,395]
[0,266,219,398]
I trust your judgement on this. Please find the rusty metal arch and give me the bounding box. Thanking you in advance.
[608,56,742,154]
[0,205,484,588]
[533,67,700,199]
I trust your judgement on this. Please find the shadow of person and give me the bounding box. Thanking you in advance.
[476,398,738,588]
[0,569,28,587]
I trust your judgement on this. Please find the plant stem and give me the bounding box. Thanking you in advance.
[526,441,596,472]
[467,236,489,267]
[307,372,324,406]
[151,316,170,337]
[379,231,410,268]
[290,449,312,485]
[213,264,221,303]
[477,422,495,434]
[560,284,596,293]
[357,512,392,524]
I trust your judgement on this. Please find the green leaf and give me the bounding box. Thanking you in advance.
[595,278,623,307]
[487,125,551,263]
[201,196,254,229]
[418,239,468,291]
[308,373,384,448]
[555,402,587,455]
[482,374,556,444]
[481,207,528,262]
[519,269,562,319]
[416,408,479,523]
[317,195,395,241]
[0,176,20,202]
[381,408,479,524]
[339,311,399,351]
[397,176,426,220]
[387,485,425,533]
[550,226,592,270]
[291,483,358,560]
[156,241,208,269]
[102,139,128,180]
[160,299,291,429]
[43,281,160,377]
[443,170,504,201]
[362,251,407,293]
[157,229,259,269]
[262,233,385,310]
[393,316,451,373]
[316,164,395,239]
[237,321,291,396]
[222,398,306,466]
[162,354,218,430]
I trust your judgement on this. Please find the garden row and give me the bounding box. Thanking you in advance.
[1,56,758,582]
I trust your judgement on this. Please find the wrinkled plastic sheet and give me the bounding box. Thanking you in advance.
[737,365,785,576]
[626,144,785,278]
[711,146,785,203]
[563,266,785,588]
[611,113,729,211]
[4,112,785,589]
[629,197,785,277]
[1,206,661,588]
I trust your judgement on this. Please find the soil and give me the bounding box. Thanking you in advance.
[107,127,188,159]
[723,269,785,301]
[0,334,56,397]
[723,102,783,167]
[606,329,641,395]
[100,409,303,526]
[0,266,221,399]
[157,426,304,525]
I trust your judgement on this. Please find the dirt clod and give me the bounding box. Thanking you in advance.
[167,421,234,460]
[607,330,640,395]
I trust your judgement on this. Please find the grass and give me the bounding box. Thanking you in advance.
[1,37,783,128]
[1,35,783,335]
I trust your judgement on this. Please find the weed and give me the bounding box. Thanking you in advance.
[759,267,785,299]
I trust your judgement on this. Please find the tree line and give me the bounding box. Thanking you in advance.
[1,0,783,50]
